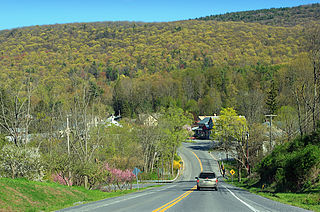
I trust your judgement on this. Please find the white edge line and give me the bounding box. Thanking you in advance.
[224,185,259,212]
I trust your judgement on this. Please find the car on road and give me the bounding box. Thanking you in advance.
[195,171,218,191]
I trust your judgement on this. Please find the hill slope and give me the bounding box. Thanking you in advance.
[197,3,320,27]
[0,178,140,211]
[0,20,305,81]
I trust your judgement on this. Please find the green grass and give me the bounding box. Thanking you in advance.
[226,179,320,212]
[0,178,157,211]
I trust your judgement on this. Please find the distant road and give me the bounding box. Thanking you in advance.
[60,140,310,212]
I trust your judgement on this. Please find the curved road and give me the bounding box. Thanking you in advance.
[60,140,310,212]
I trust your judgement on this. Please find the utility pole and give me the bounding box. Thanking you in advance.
[66,116,70,155]
[66,115,72,186]
[246,132,249,174]
[265,114,277,150]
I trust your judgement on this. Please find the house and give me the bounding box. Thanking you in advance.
[193,116,214,139]
[105,114,122,127]
[193,114,247,139]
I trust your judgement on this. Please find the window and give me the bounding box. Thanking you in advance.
[199,172,215,179]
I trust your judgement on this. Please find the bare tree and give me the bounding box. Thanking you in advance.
[305,23,320,131]
[0,73,34,147]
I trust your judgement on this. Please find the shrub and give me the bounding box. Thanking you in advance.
[0,144,44,181]
[104,163,135,191]
[256,130,320,192]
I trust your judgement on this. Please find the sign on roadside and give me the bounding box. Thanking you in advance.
[133,167,141,190]
[230,169,235,176]
[230,169,235,182]
[133,167,141,176]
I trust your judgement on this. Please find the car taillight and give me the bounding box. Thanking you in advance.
[216,179,218,183]
[197,179,199,183]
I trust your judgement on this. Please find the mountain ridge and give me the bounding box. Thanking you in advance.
[196,3,320,27]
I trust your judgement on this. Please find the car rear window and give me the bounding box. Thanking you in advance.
[199,172,215,179]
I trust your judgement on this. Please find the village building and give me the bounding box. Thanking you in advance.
[192,116,216,139]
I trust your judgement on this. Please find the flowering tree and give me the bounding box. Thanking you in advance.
[104,163,135,191]
[0,144,44,181]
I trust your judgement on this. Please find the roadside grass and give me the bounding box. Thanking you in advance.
[0,177,160,211]
[222,160,320,212]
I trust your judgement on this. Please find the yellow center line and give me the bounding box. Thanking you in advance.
[152,151,203,212]
[152,185,197,212]
[192,151,203,172]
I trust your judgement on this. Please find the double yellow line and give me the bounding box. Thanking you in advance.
[152,185,197,212]
[152,151,202,212]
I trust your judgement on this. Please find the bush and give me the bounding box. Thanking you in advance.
[256,130,320,192]
[0,144,44,181]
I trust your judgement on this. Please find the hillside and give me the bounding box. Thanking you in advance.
[0,178,142,211]
[0,20,305,80]
[197,3,320,27]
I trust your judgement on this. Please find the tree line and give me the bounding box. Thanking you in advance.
[197,3,320,27]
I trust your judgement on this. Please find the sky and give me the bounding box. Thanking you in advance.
[1,0,320,30]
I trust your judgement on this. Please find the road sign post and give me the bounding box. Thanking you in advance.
[230,169,235,182]
[133,167,141,190]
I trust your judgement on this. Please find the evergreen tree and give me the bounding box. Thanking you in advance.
[266,80,278,114]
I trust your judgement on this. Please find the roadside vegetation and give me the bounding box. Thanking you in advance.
[226,177,320,212]
[0,177,160,211]
[219,126,320,211]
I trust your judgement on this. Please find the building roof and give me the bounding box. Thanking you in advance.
[199,117,211,124]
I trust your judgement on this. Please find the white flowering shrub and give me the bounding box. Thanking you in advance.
[0,144,44,181]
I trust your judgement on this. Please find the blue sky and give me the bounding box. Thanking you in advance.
[1,0,320,30]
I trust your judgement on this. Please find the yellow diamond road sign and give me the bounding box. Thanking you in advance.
[230,169,235,175]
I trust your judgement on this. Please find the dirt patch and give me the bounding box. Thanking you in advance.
[0,199,9,208]
[4,186,39,207]
[61,189,79,197]
[46,187,63,196]
[0,208,14,212]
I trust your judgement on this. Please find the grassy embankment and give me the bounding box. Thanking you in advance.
[223,160,320,212]
[0,178,158,211]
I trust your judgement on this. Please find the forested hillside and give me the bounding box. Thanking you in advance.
[0,19,307,119]
[197,3,320,27]
[0,20,304,77]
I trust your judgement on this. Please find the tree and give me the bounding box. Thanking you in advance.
[237,89,265,125]
[0,144,44,180]
[305,23,320,131]
[275,106,298,142]
[158,107,192,175]
[215,107,248,181]
[0,74,34,147]
[266,80,278,115]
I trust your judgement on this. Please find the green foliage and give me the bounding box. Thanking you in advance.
[0,134,7,149]
[275,106,298,141]
[257,129,320,192]
[159,106,193,148]
[0,177,153,211]
[266,80,278,114]
[215,107,247,142]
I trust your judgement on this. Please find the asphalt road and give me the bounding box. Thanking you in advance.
[60,140,310,212]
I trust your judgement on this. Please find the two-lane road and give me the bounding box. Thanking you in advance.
[60,140,310,212]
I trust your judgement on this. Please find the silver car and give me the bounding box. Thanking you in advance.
[195,171,218,191]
